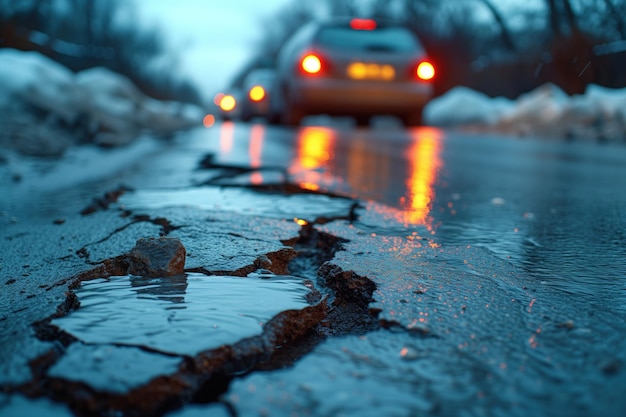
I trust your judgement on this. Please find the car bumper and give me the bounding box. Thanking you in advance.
[287,78,433,115]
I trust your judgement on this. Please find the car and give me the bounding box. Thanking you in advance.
[240,68,276,122]
[271,17,436,127]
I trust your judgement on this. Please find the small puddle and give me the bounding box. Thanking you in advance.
[51,272,313,357]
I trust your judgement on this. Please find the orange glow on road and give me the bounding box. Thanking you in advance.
[249,124,265,184]
[298,127,333,169]
[250,172,263,185]
[249,86,266,102]
[403,127,443,227]
[249,124,264,169]
[219,121,234,154]
[291,127,336,191]
[203,114,215,128]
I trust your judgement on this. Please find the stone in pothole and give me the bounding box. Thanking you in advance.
[128,236,186,277]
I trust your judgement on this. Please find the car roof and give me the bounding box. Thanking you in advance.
[309,17,423,53]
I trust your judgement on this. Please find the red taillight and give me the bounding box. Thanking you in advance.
[301,54,322,75]
[350,18,377,30]
[416,61,435,81]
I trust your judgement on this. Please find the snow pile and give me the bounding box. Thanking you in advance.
[425,83,626,142]
[0,48,204,156]
[424,86,514,126]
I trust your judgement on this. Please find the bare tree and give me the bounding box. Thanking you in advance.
[605,0,626,37]
[545,0,579,38]
[478,0,517,52]
[572,0,626,41]
[0,0,201,103]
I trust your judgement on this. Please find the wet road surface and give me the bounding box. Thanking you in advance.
[1,121,625,416]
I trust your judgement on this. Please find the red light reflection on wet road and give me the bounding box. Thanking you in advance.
[249,124,265,184]
[287,125,443,230]
[219,121,235,155]
[402,127,443,228]
[291,126,336,191]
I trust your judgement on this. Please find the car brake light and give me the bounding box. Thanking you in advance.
[350,18,377,30]
[249,85,266,102]
[416,61,435,81]
[301,54,322,75]
[219,95,236,112]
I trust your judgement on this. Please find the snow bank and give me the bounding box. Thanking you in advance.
[0,50,74,105]
[425,83,626,142]
[0,48,204,156]
[424,86,514,126]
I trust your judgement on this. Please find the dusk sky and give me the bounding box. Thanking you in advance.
[133,0,292,102]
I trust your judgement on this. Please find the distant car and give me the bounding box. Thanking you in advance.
[240,68,276,122]
[215,89,243,121]
[271,17,436,127]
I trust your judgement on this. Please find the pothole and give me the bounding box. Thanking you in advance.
[18,219,382,417]
[14,168,382,417]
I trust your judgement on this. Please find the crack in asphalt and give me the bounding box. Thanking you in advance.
[73,213,183,266]
[79,184,133,216]
[16,216,380,417]
[8,163,383,416]
[184,247,296,277]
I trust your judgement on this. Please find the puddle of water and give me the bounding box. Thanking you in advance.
[119,186,354,222]
[47,343,182,393]
[51,273,312,356]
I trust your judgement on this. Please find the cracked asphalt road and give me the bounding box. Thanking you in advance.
[2,122,626,417]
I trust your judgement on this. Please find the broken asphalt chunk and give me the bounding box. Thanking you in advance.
[128,236,186,277]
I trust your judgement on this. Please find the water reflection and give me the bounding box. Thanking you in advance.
[344,132,392,200]
[219,121,235,155]
[290,126,336,192]
[215,123,443,231]
[130,275,188,304]
[402,127,443,229]
[286,126,444,230]
[52,273,313,356]
[249,124,265,185]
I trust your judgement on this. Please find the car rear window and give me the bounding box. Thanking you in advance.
[315,25,420,53]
